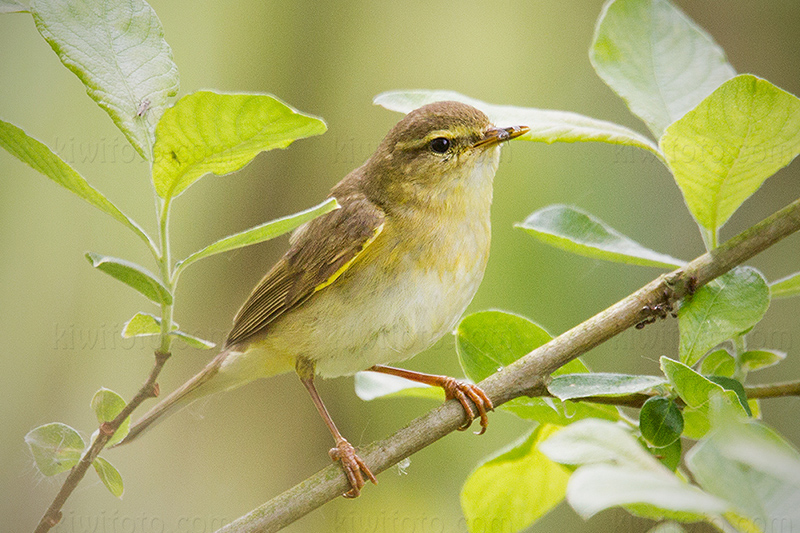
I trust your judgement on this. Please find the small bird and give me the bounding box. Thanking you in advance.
[120,101,528,497]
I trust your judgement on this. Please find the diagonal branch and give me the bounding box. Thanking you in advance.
[34,350,171,533]
[218,197,800,533]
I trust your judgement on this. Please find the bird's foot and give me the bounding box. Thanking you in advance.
[329,438,377,498]
[440,378,494,435]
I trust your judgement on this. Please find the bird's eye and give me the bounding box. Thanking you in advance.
[429,137,451,154]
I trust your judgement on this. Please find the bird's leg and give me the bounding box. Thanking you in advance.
[296,358,376,498]
[367,365,494,434]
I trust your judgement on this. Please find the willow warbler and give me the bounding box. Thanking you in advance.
[121,101,528,497]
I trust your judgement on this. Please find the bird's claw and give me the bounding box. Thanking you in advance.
[441,378,494,435]
[329,438,377,498]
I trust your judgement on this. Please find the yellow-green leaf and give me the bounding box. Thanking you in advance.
[152,91,326,199]
[461,425,568,533]
[661,75,800,231]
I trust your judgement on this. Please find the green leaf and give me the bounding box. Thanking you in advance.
[517,205,684,268]
[171,330,216,350]
[25,422,85,476]
[548,372,666,401]
[374,90,662,158]
[90,388,130,447]
[649,438,682,472]
[770,271,800,299]
[661,357,736,410]
[566,463,727,522]
[175,198,338,273]
[354,372,443,402]
[461,425,569,533]
[31,0,179,160]
[705,376,751,416]
[590,0,735,138]
[121,312,162,337]
[152,91,326,199]
[680,408,711,441]
[121,312,215,349]
[698,349,735,378]
[660,357,747,439]
[678,266,770,366]
[687,404,800,528]
[661,75,800,231]
[85,252,172,305]
[455,310,552,383]
[739,349,786,373]
[93,456,124,498]
[455,311,619,423]
[640,397,683,447]
[0,120,153,247]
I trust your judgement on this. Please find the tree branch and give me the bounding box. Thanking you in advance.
[744,380,800,399]
[34,350,171,533]
[565,378,800,409]
[213,197,800,532]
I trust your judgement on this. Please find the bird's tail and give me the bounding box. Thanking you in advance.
[116,350,231,446]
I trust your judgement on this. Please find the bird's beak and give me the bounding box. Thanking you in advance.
[473,125,530,148]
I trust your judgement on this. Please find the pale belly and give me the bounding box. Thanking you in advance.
[236,218,491,379]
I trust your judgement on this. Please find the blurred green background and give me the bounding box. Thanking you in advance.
[2,1,799,531]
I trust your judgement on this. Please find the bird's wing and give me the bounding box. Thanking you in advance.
[225,194,385,348]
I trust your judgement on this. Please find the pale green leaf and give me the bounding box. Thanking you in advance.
[566,464,728,521]
[660,357,747,439]
[93,456,124,498]
[687,403,800,528]
[461,425,568,533]
[354,372,443,402]
[548,372,666,401]
[661,75,800,231]
[90,388,130,447]
[152,91,326,199]
[539,419,657,471]
[739,349,786,373]
[122,312,215,349]
[660,357,739,410]
[543,420,727,522]
[25,422,85,476]
[591,0,735,138]
[678,266,769,366]
[0,119,153,247]
[374,90,661,158]
[85,252,172,305]
[698,349,735,378]
[770,271,800,299]
[175,198,338,273]
[517,205,684,268]
[31,0,179,159]
[121,312,162,338]
[0,0,29,13]
[171,330,215,350]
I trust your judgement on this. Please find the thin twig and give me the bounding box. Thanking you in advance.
[744,380,800,399]
[217,197,800,533]
[34,351,171,533]
[567,377,800,409]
